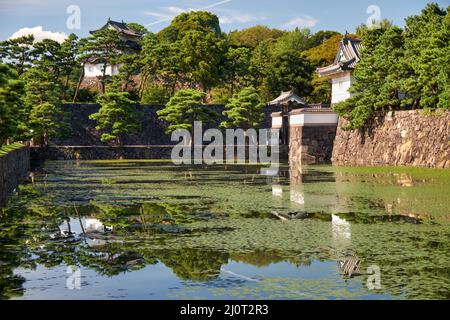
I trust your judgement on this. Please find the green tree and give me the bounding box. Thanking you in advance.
[22,68,62,107]
[58,34,80,100]
[268,48,313,99]
[334,27,405,129]
[334,4,450,129]
[249,40,274,102]
[89,92,140,145]
[308,30,340,48]
[303,33,343,104]
[111,52,142,95]
[110,24,147,95]
[356,19,394,38]
[72,37,90,103]
[33,39,62,81]
[157,89,218,135]
[210,86,232,104]
[82,29,124,93]
[140,33,182,97]
[229,25,285,48]
[275,28,312,52]
[179,30,225,90]
[0,35,35,75]
[400,3,449,109]
[155,11,225,91]
[32,35,79,100]
[169,11,222,39]
[0,64,23,147]
[223,46,252,96]
[126,23,149,35]
[221,87,265,130]
[140,82,170,105]
[437,9,450,109]
[303,34,343,67]
[28,102,65,146]
[22,68,66,145]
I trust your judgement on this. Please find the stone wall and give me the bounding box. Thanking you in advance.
[332,110,450,168]
[0,147,30,207]
[31,146,173,161]
[53,104,278,146]
[289,125,337,164]
[31,145,282,161]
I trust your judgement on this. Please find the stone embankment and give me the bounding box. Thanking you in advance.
[0,146,30,207]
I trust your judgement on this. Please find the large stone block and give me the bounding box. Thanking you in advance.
[332,111,450,168]
[0,147,30,207]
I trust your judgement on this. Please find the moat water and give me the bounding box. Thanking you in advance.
[1,161,449,299]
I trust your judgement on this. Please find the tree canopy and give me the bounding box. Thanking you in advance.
[229,25,285,48]
[335,3,449,130]
[0,64,23,147]
[157,89,218,134]
[0,4,448,146]
[89,92,140,145]
[221,87,265,130]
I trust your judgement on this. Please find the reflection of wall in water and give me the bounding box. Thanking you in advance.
[332,171,437,220]
[85,218,113,233]
[289,162,340,213]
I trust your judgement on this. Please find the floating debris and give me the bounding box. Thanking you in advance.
[338,257,362,278]
[271,211,309,221]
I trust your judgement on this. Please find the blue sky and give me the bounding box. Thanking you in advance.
[0,0,448,41]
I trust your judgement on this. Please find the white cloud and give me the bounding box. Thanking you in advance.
[144,6,190,26]
[166,6,186,15]
[217,9,264,24]
[144,0,263,27]
[9,26,68,43]
[285,16,318,29]
[219,16,233,24]
[144,6,186,20]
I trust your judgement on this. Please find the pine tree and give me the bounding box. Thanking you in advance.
[334,27,405,129]
[28,102,65,147]
[400,3,448,109]
[0,64,23,147]
[437,9,450,109]
[89,92,140,145]
[157,89,218,134]
[268,48,313,99]
[82,29,124,94]
[0,35,35,75]
[179,30,225,90]
[22,68,66,145]
[223,47,252,96]
[221,87,265,130]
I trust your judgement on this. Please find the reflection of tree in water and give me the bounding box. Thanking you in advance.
[77,243,147,277]
[0,231,27,299]
[1,180,450,299]
[90,201,212,233]
[0,186,57,299]
[230,250,285,267]
[158,249,229,281]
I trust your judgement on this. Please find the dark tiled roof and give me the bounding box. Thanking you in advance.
[268,90,307,106]
[317,36,363,77]
[90,19,142,38]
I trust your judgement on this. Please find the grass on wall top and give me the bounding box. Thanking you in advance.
[0,143,25,158]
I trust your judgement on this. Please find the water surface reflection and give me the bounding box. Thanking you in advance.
[0,161,449,299]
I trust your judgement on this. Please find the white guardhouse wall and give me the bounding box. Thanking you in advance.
[331,74,352,104]
[272,116,283,128]
[290,113,339,126]
[84,64,120,78]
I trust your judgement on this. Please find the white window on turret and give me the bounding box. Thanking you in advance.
[338,49,346,62]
